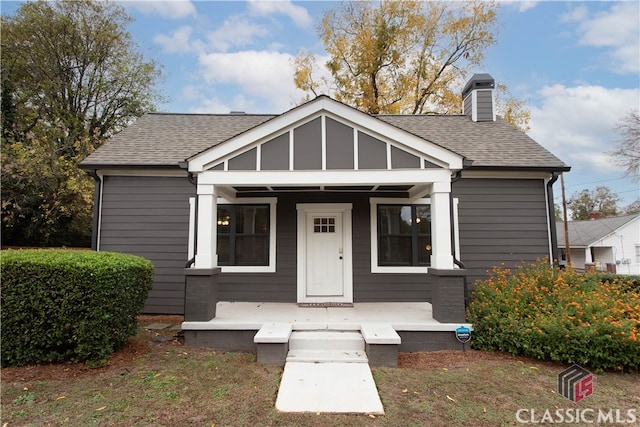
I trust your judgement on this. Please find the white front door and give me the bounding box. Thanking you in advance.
[297,204,353,303]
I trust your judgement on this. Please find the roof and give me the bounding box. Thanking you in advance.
[556,214,640,248]
[81,96,568,171]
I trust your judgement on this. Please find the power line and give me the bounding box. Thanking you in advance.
[563,175,639,188]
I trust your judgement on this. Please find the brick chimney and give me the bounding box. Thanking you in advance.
[589,212,601,220]
[462,73,496,122]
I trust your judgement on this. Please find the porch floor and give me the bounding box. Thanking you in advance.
[181,302,469,332]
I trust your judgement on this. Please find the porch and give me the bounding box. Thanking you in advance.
[181,301,473,361]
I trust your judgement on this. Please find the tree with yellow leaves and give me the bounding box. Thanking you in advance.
[293,0,529,131]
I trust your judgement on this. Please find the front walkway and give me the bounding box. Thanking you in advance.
[181,301,468,332]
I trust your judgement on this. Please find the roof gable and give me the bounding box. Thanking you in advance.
[187,96,464,172]
[557,214,640,248]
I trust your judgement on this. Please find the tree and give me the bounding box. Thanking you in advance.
[1,1,162,247]
[622,199,640,215]
[567,186,620,220]
[609,109,640,182]
[293,0,530,131]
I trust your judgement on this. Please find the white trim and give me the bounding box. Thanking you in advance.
[353,127,359,170]
[187,97,463,172]
[288,130,294,171]
[188,197,196,261]
[217,197,277,273]
[296,203,353,304]
[197,168,453,186]
[461,170,553,180]
[97,169,187,177]
[370,197,460,273]
[321,115,327,170]
[96,171,104,251]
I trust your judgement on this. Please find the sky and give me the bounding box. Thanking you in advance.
[2,0,639,208]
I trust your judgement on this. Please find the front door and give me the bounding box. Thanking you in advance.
[297,204,353,304]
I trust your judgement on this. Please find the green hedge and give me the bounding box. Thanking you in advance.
[467,261,640,371]
[1,249,153,367]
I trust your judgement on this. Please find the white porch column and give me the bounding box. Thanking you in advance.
[195,184,218,269]
[430,181,454,269]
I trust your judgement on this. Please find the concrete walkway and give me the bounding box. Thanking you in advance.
[275,362,384,414]
[274,329,384,414]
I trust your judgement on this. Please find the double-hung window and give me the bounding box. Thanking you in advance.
[371,197,458,273]
[217,204,269,266]
[216,201,276,271]
[377,204,431,266]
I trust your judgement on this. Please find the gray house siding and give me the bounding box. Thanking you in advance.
[96,176,553,313]
[453,178,551,286]
[99,175,194,314]
[218,192,432,303]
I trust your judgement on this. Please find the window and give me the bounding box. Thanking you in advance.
[217,205,270,266]
[370,197,458,273]
[377,205,431,266]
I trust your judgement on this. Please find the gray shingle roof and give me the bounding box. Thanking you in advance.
[377,115,567,169]
[81,103,568,170]
[556,214,640,248]
[81,113,276,167]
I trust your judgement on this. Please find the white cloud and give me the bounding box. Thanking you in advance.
[248,0,313,29]
[206,15,269,52]
[127,0,196,19]
[529,84,640,172]
[154,26,203,54]
[560,5,588,23]
[196,50,306,112]
[571,2,640,74]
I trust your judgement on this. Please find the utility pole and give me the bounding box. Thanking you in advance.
[561,173,571,267]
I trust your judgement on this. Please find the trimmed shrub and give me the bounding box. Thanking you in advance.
[1,249,153,367]
[467,261,640,371]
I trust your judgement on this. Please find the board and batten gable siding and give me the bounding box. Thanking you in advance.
[453,178,551,286]
[99,175,195,314]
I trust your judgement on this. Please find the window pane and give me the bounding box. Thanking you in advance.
[379,236,412,265]
[415,206,431,234]
[236,206,269,234]
[217,206,231,233]
[235,235,269,265]
[417,236,431,265]
[217,235,230,265]
[378,206,411,234]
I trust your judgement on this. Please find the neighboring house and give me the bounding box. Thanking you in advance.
[80,74,568,351]
[557,214,640,275]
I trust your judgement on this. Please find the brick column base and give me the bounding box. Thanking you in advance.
[429,268,467,323]
[184,268,220,321]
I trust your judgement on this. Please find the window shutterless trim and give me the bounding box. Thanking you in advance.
[217,198,277,273]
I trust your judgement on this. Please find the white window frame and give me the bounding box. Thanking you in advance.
[217,197,277,273]
[370,197,459,273]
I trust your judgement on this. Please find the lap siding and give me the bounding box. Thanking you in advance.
[99,175,194,314]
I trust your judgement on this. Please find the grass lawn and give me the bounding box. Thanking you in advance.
[2,318,638,426]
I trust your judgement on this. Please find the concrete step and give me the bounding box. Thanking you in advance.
[288,330,365,352]
[286,349,368,363]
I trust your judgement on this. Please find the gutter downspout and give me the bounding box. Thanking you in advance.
[87,170,103,251]
[546,172,561,268]
[181,162,198,268]
[450,169,469,309]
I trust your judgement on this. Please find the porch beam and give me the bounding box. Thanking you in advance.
[197,169,453,186]
[195,184,218,269]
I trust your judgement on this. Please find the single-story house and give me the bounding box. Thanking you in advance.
[80,74,569,353]
[557,213,640,275]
